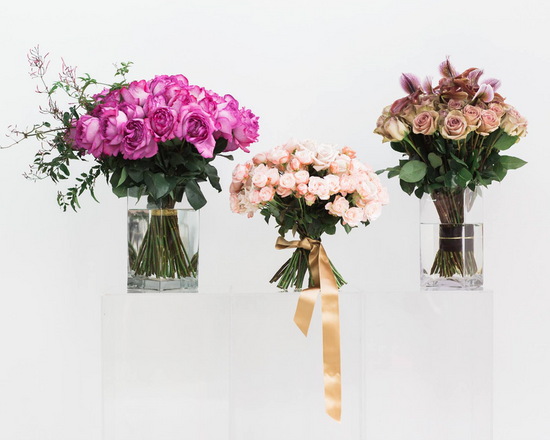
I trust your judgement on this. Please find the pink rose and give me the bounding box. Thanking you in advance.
[289,158,301,171]
[252,172,268,188]
[121,119,158,160]
[276,186,293,198]
[312,143,339,171]
[249,190,261,205]
[253,152,267,165]
[378,187,390,205]
[342,207,364,227]
[364,201,382,222]
[476,109,500,136]
[462,105,482,127]
[342,146,356,159]
[308,176,330,200]
[259,186,275,202]
[294,170,310,185]
[339,174,356,194]
[296,183,308,196]
[265,168,280,185]
[412,111,439,135]
[441,110,468,140]
[74,115,103,158]
[304,193,317,206]
[356,179,377,202]
[229,182,243,194]
[326,195,349,217]
[279,173,296,190]
[268,147,290,165]
[324,175,341,194]
[295,149,313,165]
[232,164,248,183]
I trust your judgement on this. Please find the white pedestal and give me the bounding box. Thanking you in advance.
[102,291,492,440]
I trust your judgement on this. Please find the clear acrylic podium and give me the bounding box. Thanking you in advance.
[102,291,492,440]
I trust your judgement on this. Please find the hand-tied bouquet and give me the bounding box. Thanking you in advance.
[375,58,527,280]
[230,139,388,290]
[4,47,259,283]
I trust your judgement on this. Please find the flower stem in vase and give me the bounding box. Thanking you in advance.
[430,189,478,279]
[132,197,197,280]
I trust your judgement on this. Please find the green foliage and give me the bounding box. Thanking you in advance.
[380,127,525,198]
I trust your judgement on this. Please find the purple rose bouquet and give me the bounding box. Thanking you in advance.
[3,47,259,285]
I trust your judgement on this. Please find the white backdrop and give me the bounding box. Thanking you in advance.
[0,0,549,439]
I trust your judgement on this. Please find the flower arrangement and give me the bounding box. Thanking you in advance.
[230,138,388,290]
[3,47,259,285]
[375,58,527,281]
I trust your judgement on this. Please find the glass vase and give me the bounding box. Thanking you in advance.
[127,189,199,292]
[420,187,483,290]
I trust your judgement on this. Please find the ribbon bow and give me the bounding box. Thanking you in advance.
[275,236,342,422]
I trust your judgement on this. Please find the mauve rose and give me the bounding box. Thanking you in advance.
[150,106,178,142]
[121,80,150,106]
[178,107,217,158]
[488,103,505,118]
[463,105,482,127]
[383,116,409,142]
[99,107,128,156]
[441,110,468,140]
[501,107,528,137]
[447,99,464,110]
[75,115,104,158]
[121,119,158,160]
[477,110,500,136]
[232,108,259,152]
[412,111,439,135]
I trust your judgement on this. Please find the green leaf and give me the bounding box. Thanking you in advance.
[325,224,336,235]
[59,163,70,176]
[414,187,424,199]
[500,155,527,170]
[493,162,507,181]
[144,172,171,200]
[204,164,222,191]
[117,167,128,187]
[493,132,518,151]
[399,160,427,183]
[428,153,443,168]
[390,142,406,153]
[433,137,447,154]
[450,152,468,167]
[184,180,207,210]
[343,223,352,234]
[457,168,473,188]
[400,179,415,196]
[128,169,144,183]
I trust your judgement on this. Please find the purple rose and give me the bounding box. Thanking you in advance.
[230,108,259,152]
[99,107,128,156]
[150,107,178,142]
[121,80,150,106]
[216,94,240,138]
[177,106,216,158]
[74,115,104,158]
[92,88,121,111]
[121,119,158,160]
[199,95,218,116]
[148,75,188,100]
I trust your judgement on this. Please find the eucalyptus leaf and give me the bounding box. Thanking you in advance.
[399,160,427,183]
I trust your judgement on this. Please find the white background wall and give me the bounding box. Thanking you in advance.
[0,0,548,439]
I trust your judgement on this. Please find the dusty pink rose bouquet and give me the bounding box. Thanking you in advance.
[375,58,527,280]
[230,139,388,290]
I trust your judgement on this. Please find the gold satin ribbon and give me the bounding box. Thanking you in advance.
[275,236,342,422]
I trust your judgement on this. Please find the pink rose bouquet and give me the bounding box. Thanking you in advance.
[230,139,388,290]
[375,58,527,282]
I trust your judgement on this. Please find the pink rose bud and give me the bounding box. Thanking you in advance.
[296,183,308,195]
[290,158,301,171]
[342,146,356,159]
[253,152,267,165]
[304,193,317,206]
